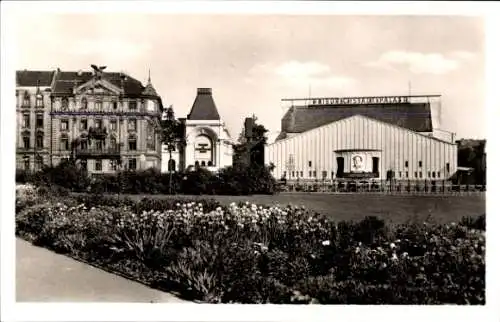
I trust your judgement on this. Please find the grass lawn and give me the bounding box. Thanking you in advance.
[120,192,486,224]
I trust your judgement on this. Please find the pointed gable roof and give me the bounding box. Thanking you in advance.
[187,88,221,121]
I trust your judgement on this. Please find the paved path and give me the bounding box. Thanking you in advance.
[16,238,188,302]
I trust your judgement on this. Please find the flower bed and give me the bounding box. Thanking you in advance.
[15,187,485,304]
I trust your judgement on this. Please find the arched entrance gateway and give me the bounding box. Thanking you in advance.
[161,88,234,173]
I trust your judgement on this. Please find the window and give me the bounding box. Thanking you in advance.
[36,95,43,107]
[201,161,206,167]
[406,171,409,178]
[283,171,287,178]
[61,98,69,110]
[95,160,102,171]
[432,171,436,178]
[292,171,295,178]
[437,171,441,178]
[128,158,137,170]
[428,171,431,178]
[208,161,213,166]
[322,171,327,179]
[128,119,137,131]
[36,114,44,128]
[96,140,104,151]
[80,140,88,150]
[399,171,402,178]
[80,160,88,171]
[95,101,103,111]
[112,101,118,110]
[81,98,88,110]
[418,161,422,168]
[419,171,423,178]
[300,171,304,177]
[60,119,69,131]
[23,136,30,149]
[129,101,137,110]
[80,119,88,130]
[22,114,30,128]
[128,138,137,151]
[110,120,117,131]
[36,134,44,149]
[110,160,118,171]
[313,171,317,177]
[60,136,69,150]
[110,137,117,149]
[308,161,312,167]
[23,157,30,170]
[23,92,30,106]
[308,171,312,177]
[446,163,450,173]
[35,155,43,170]
[95,119,102,129]
[414,171,418,178]
[405,161,409,168]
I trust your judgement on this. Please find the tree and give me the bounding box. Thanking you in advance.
[233,115,268,168]
[158,106,185,193]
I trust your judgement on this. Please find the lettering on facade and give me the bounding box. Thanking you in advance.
[308,96,410,106]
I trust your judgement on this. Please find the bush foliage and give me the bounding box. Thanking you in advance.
[16,162,277,196]
[16,187,485,304]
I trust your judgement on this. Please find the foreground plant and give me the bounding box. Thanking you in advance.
[15,191,486,304]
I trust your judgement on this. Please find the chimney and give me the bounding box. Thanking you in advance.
[245,117,254,139]
[197,88,212,95]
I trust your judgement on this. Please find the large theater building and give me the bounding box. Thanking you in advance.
[265,95,458,183]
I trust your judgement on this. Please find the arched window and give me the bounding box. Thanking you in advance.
[168,159,176,172]
[195,161,200,168]
[61,98,69,110]
[110,137,117,149]
[81,97,88,110]
[23,156,30,171]
[36,132,44,149]
[201,161,206,167]
[23,91,30,106]
[128,136,137,151]
[60,134,69,151]
[35,155,44,171]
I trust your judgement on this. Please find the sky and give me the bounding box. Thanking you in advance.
[14,14,485,141]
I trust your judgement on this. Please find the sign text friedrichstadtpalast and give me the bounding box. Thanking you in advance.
[281,95,441,106]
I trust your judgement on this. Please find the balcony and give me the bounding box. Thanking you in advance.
[75,147,121,159]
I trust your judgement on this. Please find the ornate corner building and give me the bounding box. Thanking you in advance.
[16,66,164,173]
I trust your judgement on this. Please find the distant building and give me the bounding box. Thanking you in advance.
[161,88,233,172]
[16,66,164,173]
[265,95,458,182]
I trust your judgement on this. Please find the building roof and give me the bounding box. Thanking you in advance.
[52,71,146,97]
[277,102,433,141]
[16,70,55,87]
[187,88,221,120]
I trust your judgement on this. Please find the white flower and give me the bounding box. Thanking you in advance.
[321,240,330,246]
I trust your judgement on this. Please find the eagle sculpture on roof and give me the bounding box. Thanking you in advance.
[91,65,107,72]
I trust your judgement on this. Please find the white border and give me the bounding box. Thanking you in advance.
[2,1,499,322]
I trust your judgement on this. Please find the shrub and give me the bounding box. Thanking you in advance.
[15,191,485,305]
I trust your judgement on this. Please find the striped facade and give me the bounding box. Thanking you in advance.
[265,114,457,181]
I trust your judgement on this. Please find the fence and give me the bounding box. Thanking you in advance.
[278,180,486,195]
